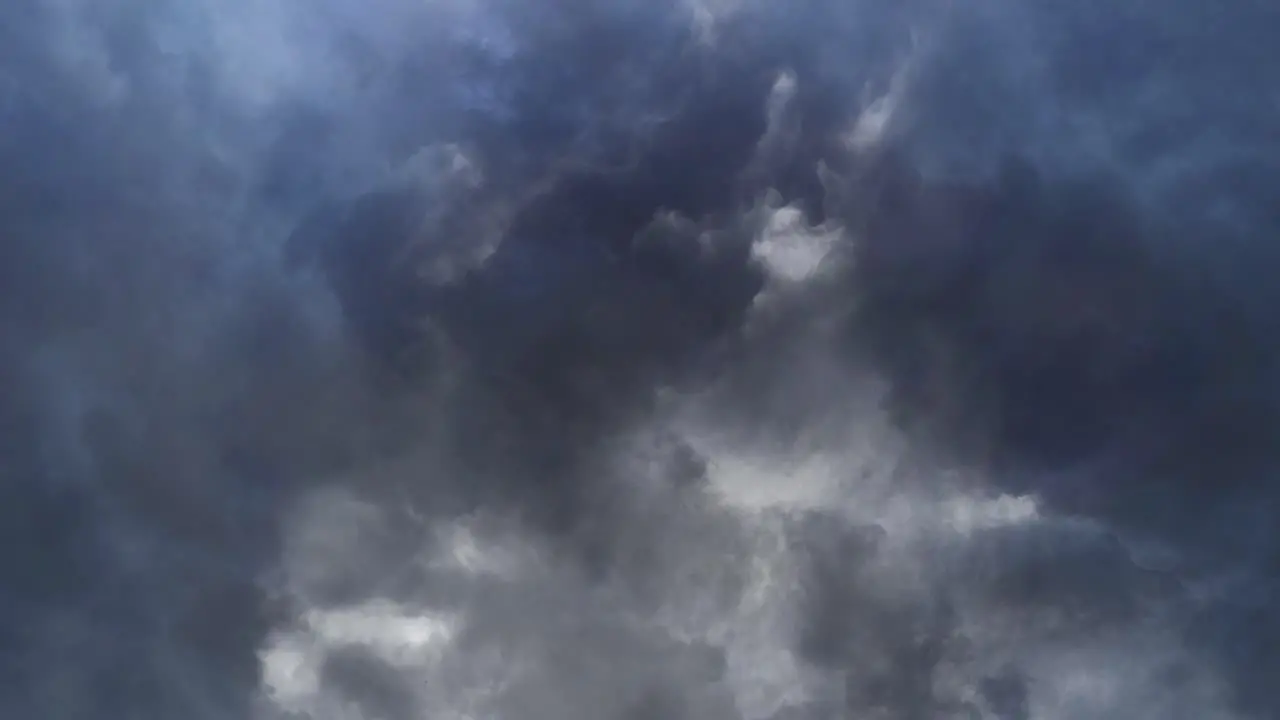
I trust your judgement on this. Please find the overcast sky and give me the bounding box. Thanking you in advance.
[3,1,1280,719]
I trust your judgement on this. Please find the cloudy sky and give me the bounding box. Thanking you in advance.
[3,1,1280,719]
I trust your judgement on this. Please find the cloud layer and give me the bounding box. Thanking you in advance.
[3,1,1280,719]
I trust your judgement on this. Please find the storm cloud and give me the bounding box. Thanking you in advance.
[3,1,1280,719]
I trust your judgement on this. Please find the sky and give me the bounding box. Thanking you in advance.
[3,1,1280,718]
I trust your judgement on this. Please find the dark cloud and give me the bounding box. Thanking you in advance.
[3,0,1280,718]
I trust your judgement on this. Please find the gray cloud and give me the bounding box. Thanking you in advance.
[3,0,1280,718]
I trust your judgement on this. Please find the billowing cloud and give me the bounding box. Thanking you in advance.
[3,0,1280,718]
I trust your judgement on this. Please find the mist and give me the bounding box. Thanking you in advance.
[3,1,1280,718]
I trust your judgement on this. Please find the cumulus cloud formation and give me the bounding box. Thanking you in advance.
[3,0,1280,719]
